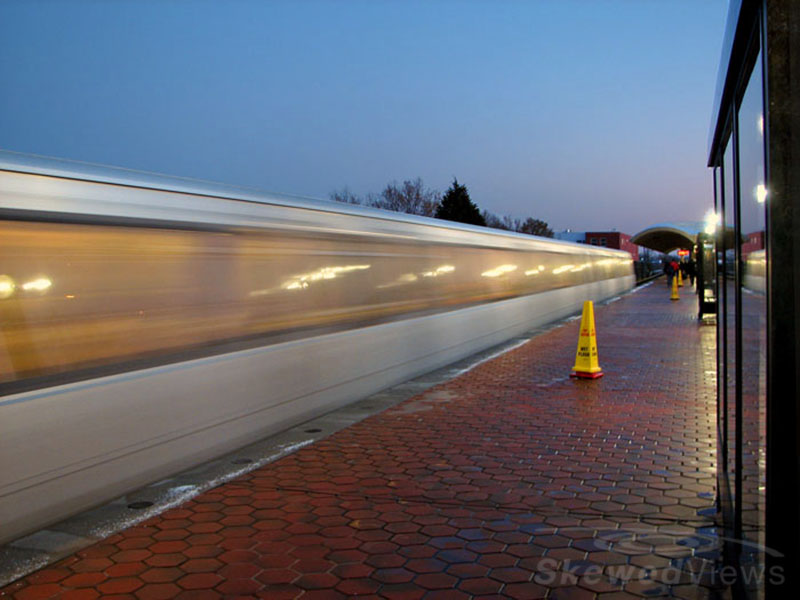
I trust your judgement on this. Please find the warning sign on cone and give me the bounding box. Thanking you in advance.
[570,300,604,379]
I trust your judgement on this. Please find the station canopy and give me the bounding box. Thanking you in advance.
[630,222,704,254]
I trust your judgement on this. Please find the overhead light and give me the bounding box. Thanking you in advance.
[755,183,768,204]
[704,211,720,235]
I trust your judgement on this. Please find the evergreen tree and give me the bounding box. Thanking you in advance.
[435,178,486,226]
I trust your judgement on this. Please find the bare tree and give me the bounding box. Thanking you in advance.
[482,211,551,237]
[481,210,507,230]
[329,187,362,205]
[502,215,522,232]
[332,180,552,237]
[372,178,440,217]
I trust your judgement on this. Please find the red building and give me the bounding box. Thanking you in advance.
[741,230,764,260]
[584,231,639,260]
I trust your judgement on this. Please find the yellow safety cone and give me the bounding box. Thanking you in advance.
[678,269,684,287]
[670,276,680,301]
[570,300,604,379]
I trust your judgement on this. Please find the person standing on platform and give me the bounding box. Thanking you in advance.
[664,259,675,287]
[685,259,696,286]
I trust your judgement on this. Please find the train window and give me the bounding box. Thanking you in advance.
[0,220,632,391]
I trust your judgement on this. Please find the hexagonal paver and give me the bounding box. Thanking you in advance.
[336,577,381,595]
[294,572,339,590]
[372,567,414,584]
[505,581,549,599]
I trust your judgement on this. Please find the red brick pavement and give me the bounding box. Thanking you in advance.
[1,282,725,599]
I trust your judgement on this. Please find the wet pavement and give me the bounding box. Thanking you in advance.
[0,281,726,599]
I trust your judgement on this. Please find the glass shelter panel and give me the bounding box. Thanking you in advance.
[736,51,766,594]
[714,165,724,458]
[723,139,737,515]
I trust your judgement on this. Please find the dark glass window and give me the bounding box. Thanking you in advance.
[735,50,766,593]
[713,165,724,468]
[722,138,737,519]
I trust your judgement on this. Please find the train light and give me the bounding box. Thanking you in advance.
[377,273,419,289]
[481,264,517,278]
[570,263,591,273]
[22,277,52,293]
[282,264,371,290]
[525,265,546,276]
[0,274,15,299]
[422,265,455,278]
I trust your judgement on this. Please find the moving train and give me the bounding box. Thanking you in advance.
[0,151,634,543]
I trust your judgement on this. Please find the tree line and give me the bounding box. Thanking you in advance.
[330,177,553,238]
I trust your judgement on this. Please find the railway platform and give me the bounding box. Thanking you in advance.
[0,280,726,599]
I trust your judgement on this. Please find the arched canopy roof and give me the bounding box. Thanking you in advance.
[630,222,703,254]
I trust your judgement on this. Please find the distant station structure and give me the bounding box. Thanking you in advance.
[631,222,718,318]
[554,229,639,260]
[629,221,703,255]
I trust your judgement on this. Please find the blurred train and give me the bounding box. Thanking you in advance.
[743,249,766,294]
[0,151,634,543]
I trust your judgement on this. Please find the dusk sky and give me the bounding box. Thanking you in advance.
[0,0,728,234]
